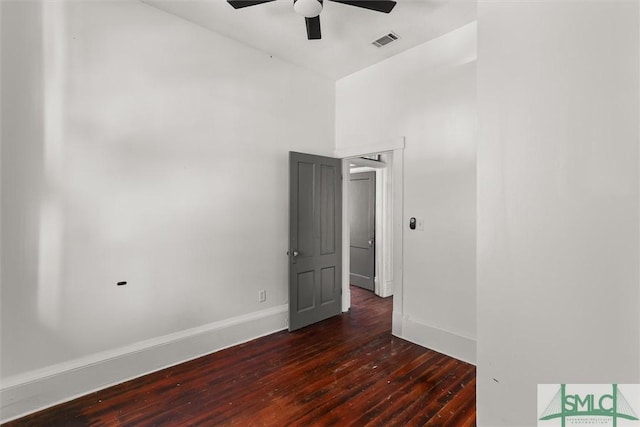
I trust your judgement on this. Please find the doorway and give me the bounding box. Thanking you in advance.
[287,138,404,331]
[348,156,384,295]
[336,138,405,320]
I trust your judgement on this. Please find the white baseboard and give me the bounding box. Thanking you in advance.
[380,280,393,298]
[395,315,476,365]
[0,304,288,423]
[392,310,404,336]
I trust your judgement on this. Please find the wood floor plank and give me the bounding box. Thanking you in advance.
[3,286,475,426]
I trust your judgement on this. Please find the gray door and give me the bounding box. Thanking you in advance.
[289,152,342,331]
[349,171,375,291]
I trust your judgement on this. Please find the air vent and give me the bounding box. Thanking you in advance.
[372,32,399,48]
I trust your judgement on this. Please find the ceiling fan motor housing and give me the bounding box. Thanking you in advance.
[294,0,323,17]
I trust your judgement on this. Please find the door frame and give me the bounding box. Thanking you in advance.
[334,137,405,335]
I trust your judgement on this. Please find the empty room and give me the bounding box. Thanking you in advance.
[1,0,639,426]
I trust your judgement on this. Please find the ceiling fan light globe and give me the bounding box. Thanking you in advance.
[294,0,322,17]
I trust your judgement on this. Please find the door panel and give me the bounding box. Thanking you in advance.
[296,270,315,312]
[296,162,315,257]
[320,165,336,255]
[289,152,342,331]
[349,171,375,291]
[320,266,336,304]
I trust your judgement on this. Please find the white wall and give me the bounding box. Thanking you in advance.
[1,0,334,420]
[336,21,477,364]
[476,1,640,426]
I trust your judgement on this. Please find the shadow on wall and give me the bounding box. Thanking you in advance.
[1,0,68,378]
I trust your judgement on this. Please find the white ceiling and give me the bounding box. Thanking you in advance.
[143,0,477,80]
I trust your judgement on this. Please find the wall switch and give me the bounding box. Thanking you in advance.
[410,217,425,231]
[409,217,416,229]
[259,290,267,303]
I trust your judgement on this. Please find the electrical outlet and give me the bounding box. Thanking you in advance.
[259,290,267,303]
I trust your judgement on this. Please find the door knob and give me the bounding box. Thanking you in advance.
[289,250,299,257]
[368,240,374,246]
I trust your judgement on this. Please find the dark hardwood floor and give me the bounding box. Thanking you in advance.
[4,286,476,426]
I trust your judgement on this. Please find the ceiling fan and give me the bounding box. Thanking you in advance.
[227,0,397,40]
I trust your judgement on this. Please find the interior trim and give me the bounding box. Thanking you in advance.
[333,136,405,159]
[0,304,288,423]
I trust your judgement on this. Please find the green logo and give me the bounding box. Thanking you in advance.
[539,384,639,427]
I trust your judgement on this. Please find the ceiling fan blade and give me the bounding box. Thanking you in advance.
[305,16,321,40]
[328,0,396,13]
[227,0,276,9]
